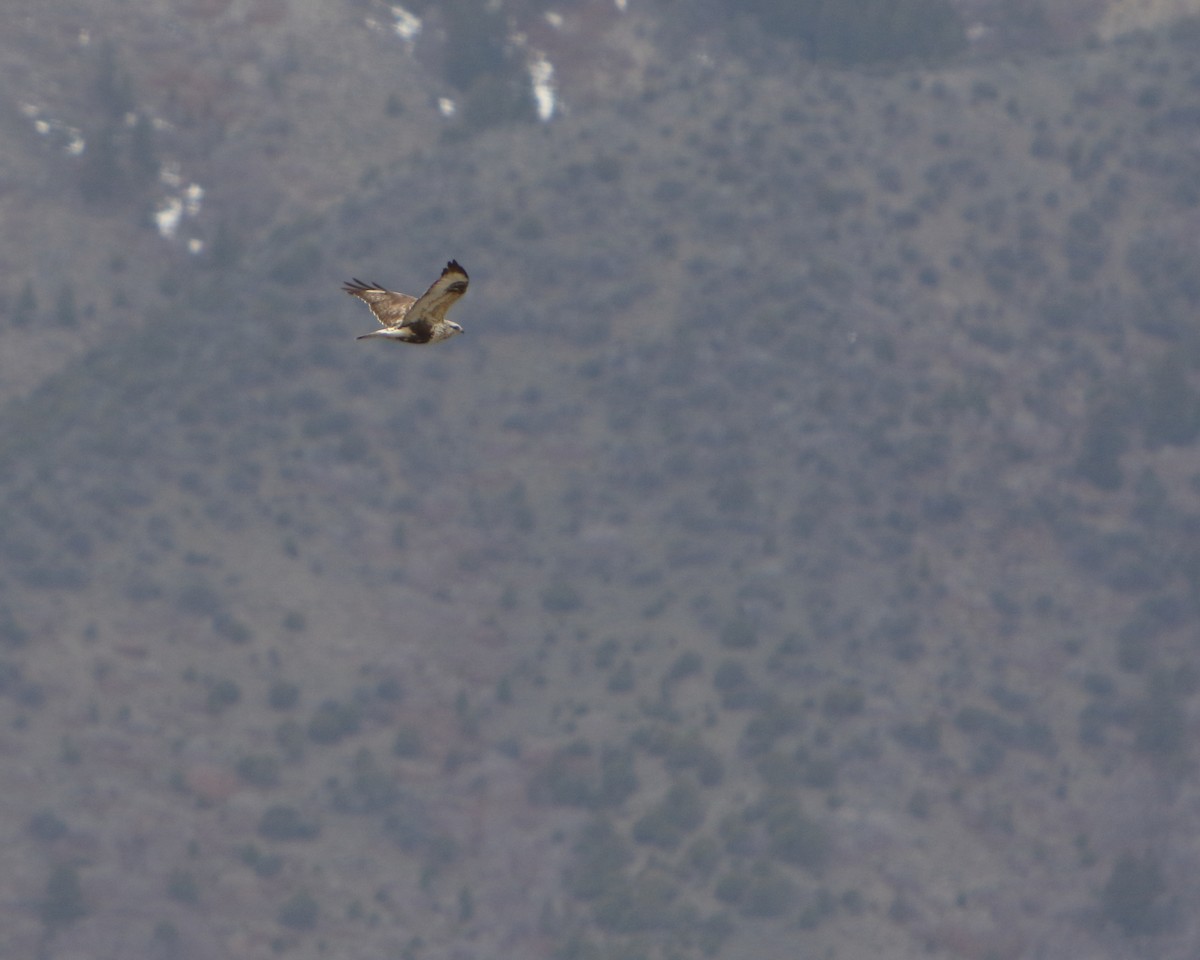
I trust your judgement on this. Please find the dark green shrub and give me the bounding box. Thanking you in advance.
[715,862,794,918]
[1141,355,1200,448]
[766,798,829,871]
[40,865,87,929]
[205,677,241,715]
[28,809,68,842]
[796,887,837,928]
[597,745,638,807]
[129,112,157,178]
[12,280,36,327]
[275,720,305,761]
[632,781,705,849]
[891,716,941,752]
[1100,852,1167,935]
[167,869,199,903]
[528,740,595,807]
[0,607,29,648]
[593,638,619,670]
[269,241,322,285]
[1115,595,1183,673]
[667,735,725,787]
[821,683,865,717]
[257,804,320,841]
[738,0,964,65]
[665,651,703,683]
[278,890,319,930]
[566,819,630,901]
[740,702,798,758]
[1127,230,1200,315]
[440,0,514,91]
[741,868,794,918]
[152,920,180,950]
[177,582,222,618]
[268,681,300,710]
[236,754,281,788]
[593,871,678,933]
[392,724,423,759]
[54,284,78,328]
[1062,210,1110,282]
[685,835,722,878]
[697,911,735,955]
[719,616,757,649]
[607,660,635,693]
[239,844,283,878]
[1134,672,1186,758]
[528,741,637,809]
[541,580,583,613]
[331,749,398,814]
[93,41,134,117]
[713,659,760,709]
[794,749,839,789]
[79,124,124,202]
[1076,403,1127,491]
[1082,672,1116,698]
[714,870,751,905]
[306,699,360,744]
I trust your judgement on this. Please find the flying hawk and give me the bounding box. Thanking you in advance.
[344,261,469,344]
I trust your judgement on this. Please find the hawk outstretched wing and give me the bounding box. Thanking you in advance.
[341,279,418,328]
[407,260,469,326]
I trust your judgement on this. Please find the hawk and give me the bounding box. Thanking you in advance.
[344,261,469,344]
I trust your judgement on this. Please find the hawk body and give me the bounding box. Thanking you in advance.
[345,261,469,344]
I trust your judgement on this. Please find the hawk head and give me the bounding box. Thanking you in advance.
[430,320,464,343]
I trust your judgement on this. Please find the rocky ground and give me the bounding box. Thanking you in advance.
[1,1,1200,959]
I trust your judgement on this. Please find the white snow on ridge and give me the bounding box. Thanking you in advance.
[155,163,205,247]
[21,103,86,156]
[391,4,422,42]
[529,54,556,122]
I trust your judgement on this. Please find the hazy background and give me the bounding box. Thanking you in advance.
[2,1,1200,957]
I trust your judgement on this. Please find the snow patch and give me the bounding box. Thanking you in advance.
[21,103,85,156]
[391,4,422,42]
[529,54,557,122]
[155,164,205,245]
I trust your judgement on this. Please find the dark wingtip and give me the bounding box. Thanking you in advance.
[344,278,385,294]
[444,260,468,279]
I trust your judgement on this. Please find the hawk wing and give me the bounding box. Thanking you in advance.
[406,261,469,326]
[343,279,419,329]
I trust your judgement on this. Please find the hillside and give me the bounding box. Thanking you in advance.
[2,3,1200,959]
